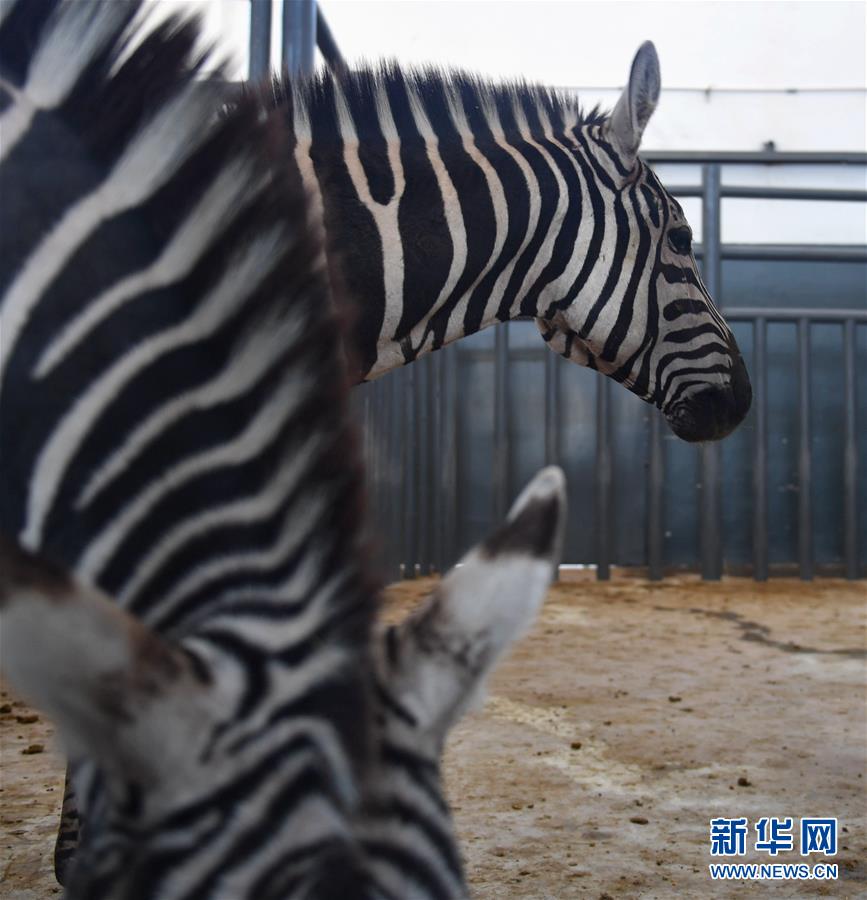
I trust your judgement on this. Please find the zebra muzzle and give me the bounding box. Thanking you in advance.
[666,349,752,442]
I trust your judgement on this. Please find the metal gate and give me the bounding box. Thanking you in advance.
[353,156,867,582]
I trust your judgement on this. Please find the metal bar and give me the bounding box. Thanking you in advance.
[366,381,380,571]
[493,324,510,522]
[390,375,402,581]
[544,350,560,466]
[595,376,612,581]
[248,0,273,80]
[389,373,404,580]
[644,150,867,165]
[798,318,813,580]
[371,381,383,574]
[700,442,722,580]
[431,351,448,574]
[404,364,418,578]
[416,357,431,576]
[544,349,561,581]
[428,353,441,575]
[700,164,723,580]
[376,379,386,579]
[843,320,859,579]
[377,378,389,579]
[361,383,371,505]
[666,185,867,203]
[282,0,316,77]
[315,5,347,76]
[752,318,769,581]
[722,307,867,323]
[647,409,664,580]
[442,344,459,570]
[692,244,867,263]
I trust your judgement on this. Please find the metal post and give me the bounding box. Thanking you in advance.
[797,318,813,580]
[403,365,418,578]
[544,350,560,466]
[647,409,664,580]
[416,357,431,576]
[282,0,316,77]
[752,317,768,581]
[249,0,273,80]
[430,351,443,574]
[842,319,858,579]
[315,6,347,76]
[700,163,723,580]
[361,383,372,486]
[544,349,561,580]
[595,376,612,580]
[380,381,392,572]
[441,344,459,571]
[389,373,403,581]
[493,324,510,522]
[367,381,379,561]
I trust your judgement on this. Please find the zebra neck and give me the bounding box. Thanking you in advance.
[290,90,606,382]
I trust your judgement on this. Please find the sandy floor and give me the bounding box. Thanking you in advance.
[1,573,865,898]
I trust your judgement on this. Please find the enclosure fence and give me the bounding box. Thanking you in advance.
[354,155,867,583]
[241,3,865,583]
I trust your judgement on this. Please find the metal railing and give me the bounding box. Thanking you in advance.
[641,305,865,582]
[237,7,864,581]
[355,154,866,583]
[248,0,345,80]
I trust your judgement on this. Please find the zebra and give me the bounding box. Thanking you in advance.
[269,44,751,441]
[0,1,566,897]
[1,471,565,899]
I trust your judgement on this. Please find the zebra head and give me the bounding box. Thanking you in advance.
[365,467,566,898]
[0,466,565,900]
[0,535,373,899]
[536,42,752,442]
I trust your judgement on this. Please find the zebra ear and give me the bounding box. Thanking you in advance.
[386,468,566,747]
[606,40,661,169]
[0,536,213,785]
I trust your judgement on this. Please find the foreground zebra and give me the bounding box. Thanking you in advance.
[272,45,751,441]
[0,1,565,897]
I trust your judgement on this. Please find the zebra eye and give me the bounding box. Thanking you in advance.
[668,226,692,255]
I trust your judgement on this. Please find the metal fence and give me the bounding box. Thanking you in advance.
[353,155,867,583]
[248,0,343,80]
[242,4,865,582]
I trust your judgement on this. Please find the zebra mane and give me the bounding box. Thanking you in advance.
[0,0,373,641]
[273,63,607,143]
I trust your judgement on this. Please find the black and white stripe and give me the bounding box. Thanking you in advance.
[1,1,372,895]
[271,45,751,441]
[0,3,567,899]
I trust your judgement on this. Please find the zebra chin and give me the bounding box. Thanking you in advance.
[665,351,752,443]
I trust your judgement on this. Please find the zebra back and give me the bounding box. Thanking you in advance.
[0,4,569,898]
[1,1,375,895]
[0,0,370,638]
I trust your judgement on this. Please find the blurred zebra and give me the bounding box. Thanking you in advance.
[272,45,751,441]
[0,0,374,892]
[0,1,565,897]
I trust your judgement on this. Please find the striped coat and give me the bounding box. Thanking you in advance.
[271,53,750,441]
[0,2,565,897]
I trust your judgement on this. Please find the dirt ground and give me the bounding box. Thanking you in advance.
[1,573,865,898]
